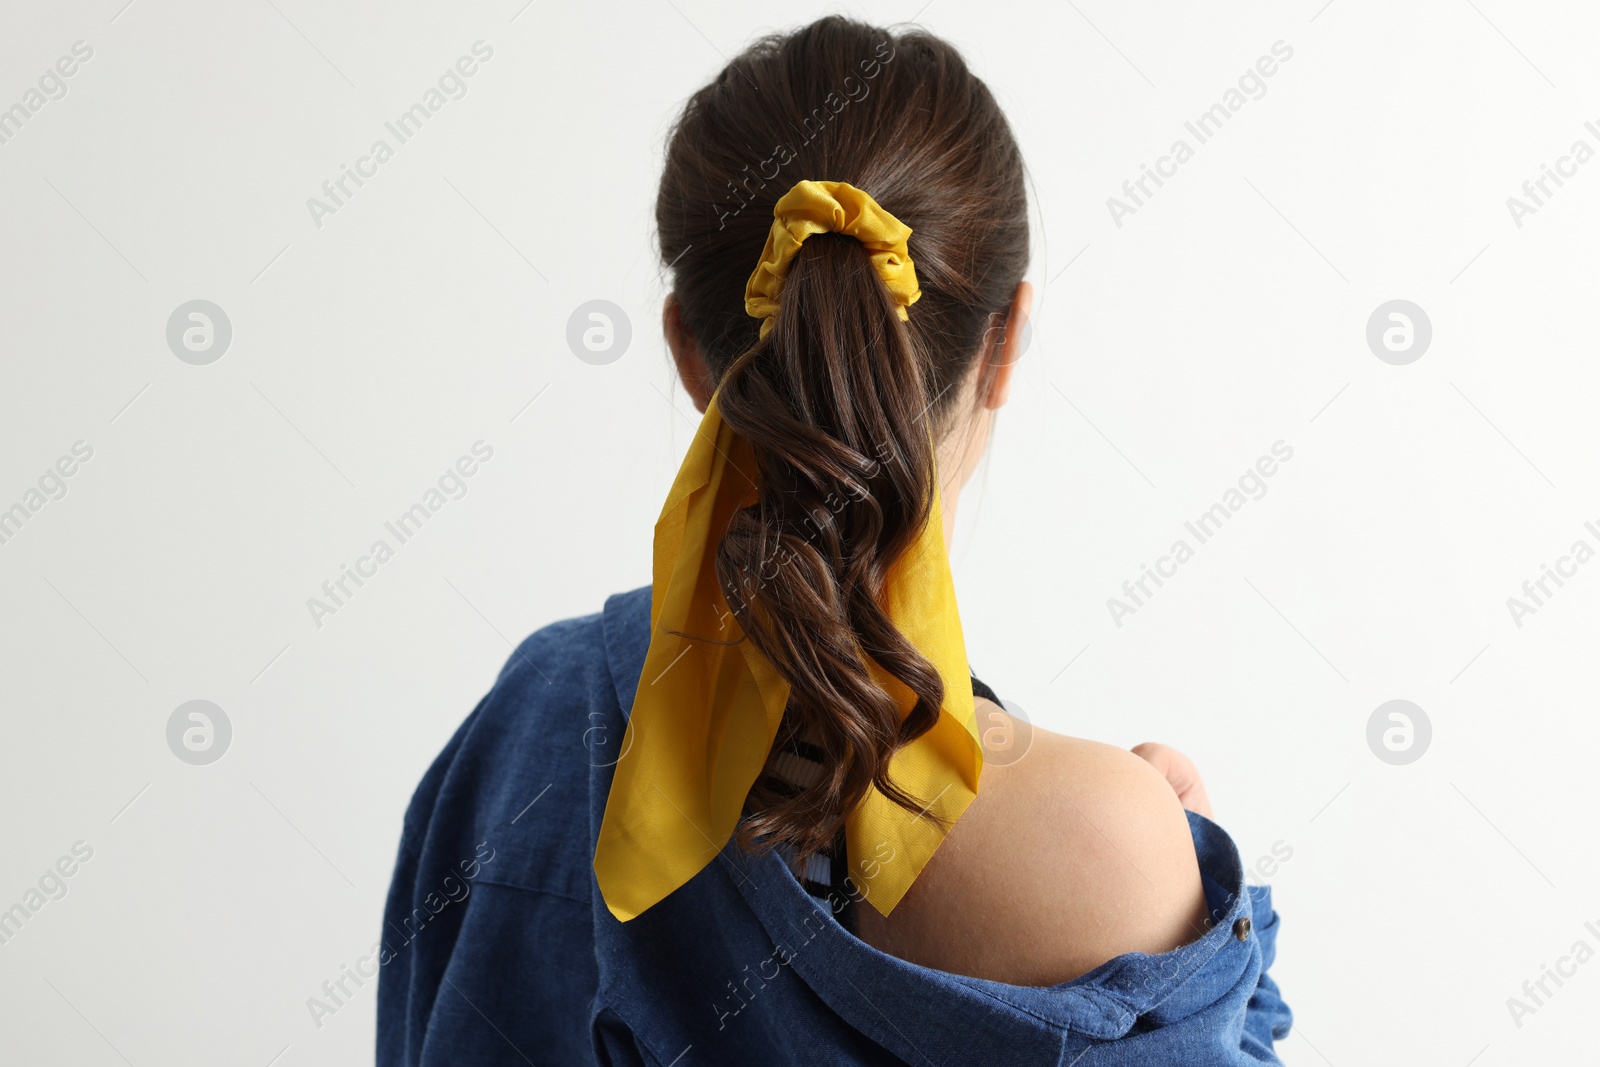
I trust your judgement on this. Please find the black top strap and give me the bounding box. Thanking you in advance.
[970,670,1001,705]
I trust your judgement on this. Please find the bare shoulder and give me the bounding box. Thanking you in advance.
[855,701,1209,986]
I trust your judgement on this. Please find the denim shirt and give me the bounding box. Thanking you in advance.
[378,586,1293,1065]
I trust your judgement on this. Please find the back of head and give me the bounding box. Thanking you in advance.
[655,16,1029,860]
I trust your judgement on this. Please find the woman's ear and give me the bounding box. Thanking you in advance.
[982,281,1033,411]
[664,295,715,413]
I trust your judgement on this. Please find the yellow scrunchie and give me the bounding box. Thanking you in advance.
[593,184,975,923]
[743,180,922,338]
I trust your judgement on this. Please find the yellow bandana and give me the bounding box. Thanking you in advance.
[593,181,978,924]
[743,180,922,338]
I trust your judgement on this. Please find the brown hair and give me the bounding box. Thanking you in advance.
[656,17,1028,860]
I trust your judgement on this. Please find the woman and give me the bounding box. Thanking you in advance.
[379,17,1291,1066]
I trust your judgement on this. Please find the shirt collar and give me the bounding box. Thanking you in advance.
[600,586,1264,1064]
[725,812,1260,1065]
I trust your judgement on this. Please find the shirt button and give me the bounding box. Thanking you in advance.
[1233,917,1252,942]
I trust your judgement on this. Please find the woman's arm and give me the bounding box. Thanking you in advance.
[856,708,1211,986]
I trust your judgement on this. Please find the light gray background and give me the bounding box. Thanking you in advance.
[2,0,1596,1064]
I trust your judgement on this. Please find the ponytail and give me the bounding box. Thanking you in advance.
[654,16,1028,863]
[716,231,945,856]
